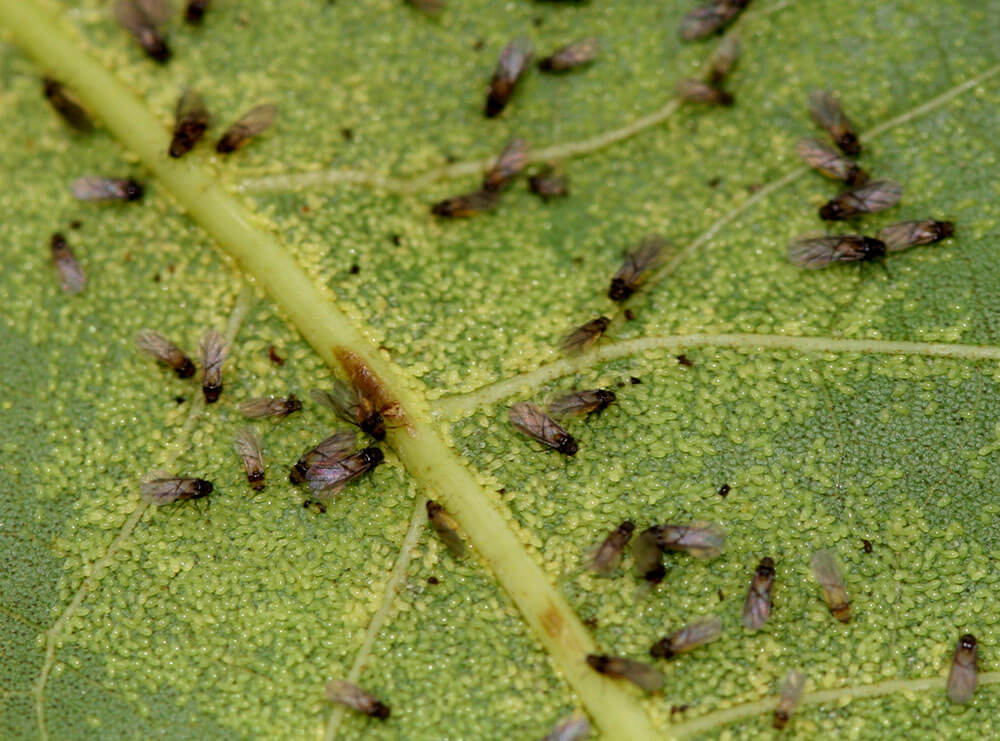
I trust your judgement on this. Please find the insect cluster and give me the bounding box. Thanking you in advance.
[41,0,983,734]
[789,91,954,269]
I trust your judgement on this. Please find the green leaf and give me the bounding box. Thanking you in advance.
[1,0,998,739]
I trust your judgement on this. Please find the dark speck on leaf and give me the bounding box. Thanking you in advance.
[153,273,161,282]
[630,377,642,385]
[473,39,485,51]
[583,616,598,629]
[718,589,725,601]
[341,127,353,141]
[671,705,690,716]
[624,309,636,321]
[349,263,360,275]
[863,539,873,554]
[498,488,506,494]
[175,396,186,404]
[718,483,731,497]
[708,177,720,188]
[532,15,543,26]
[390,233,401,246]
[69,220,82,229]
[268,345,285,366]
[677,354,694,366]
[427,576,439,585]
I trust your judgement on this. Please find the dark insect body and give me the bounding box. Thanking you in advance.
[115,0,172,63]
[509,402,578,455]
[43,78,93,131]
[72,176,144,202]
[741,557,775,630]
[216,104,278,153]
[773,670,806,730]
[585,520,634,574]
[141,475,213,504]
[238,395,302,419]
[678,0,751,41]
[676,79,733,106]
[609,236,668,302]
[50,232,86,294]
[561,316,610,354]
[185,0,210,23]
[796,138,868,186]
[136,329,196,378]
[170,90,210,158]
[547,389,616,419]
[426,500,467,559]
[482,138,530,192]
[486,37,533,117]
[289,430,356,485]
[947,633,978,704]
[431,189,500,218]
[233,427,265,490]
[199,329,227,403]
[324,680,390,719]
[650,616,722,658]
[538,38,599,72]
[787,235,886,269]
[528,167,569,200]
[809,89,860,155]
[304,447,384,510]
[310,381,386,440]
[877,220,954,252]
[585,654,664,692]
[633,527,666,584]
[819,180,902,221]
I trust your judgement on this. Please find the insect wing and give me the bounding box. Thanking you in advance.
[311,382,366,426]
[773,670,806,729]
[216,104,278,153]
[185,0,209,23]
[72,176,140,201]
[43,79,93,132]
[483,138,530,192]
[547,389,615,419]
[678,4,738,41]
[808,90,859,154]
[946,635,977,704]
[199,329,228,403]
[486,37,533,116]
[233,427,265,490]
[652,616,722,658]
[656,522,725,558]
[810,549,850,622]
[136,329,195,377]
[539,37,600,71]
[707,33,740,82]
[114,0,171,61]
[633,527,665,583]
[528,168,569,200]
[741,557,775,630]
[560,317,610,354]
[431,189,500,217]
[877,220,954,252]
[496,37,533,84]
[138,0,173,25]
[676,78,732,105]
[795,138,866,184]
[610,236,668,300]
[306,448,382,495]
[141,475,211,504]
[238,396,301,418]
[170,89,210,157]
[509,402,577,454]
[324,680,390,719]
[586,655,664,692]
[51,234,85,294]
[585,522,634,574]
[850,179,902,214]
[787,235,863,268]
[542,711,591,741]
[426,501,468,559]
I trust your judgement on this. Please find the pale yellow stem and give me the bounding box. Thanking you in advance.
[0,2,659,737]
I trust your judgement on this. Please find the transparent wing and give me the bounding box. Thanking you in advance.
[199,329,228,373]
[310,382,363,426]
[176,88,208,123]
[496,37,534,81]
[851,179,902,212]
[808,90,849,132]
[233,427,263,462]
[218,104,277,150]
